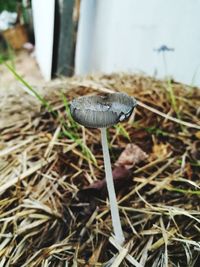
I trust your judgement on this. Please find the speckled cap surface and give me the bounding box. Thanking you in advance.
[70,92,137,128]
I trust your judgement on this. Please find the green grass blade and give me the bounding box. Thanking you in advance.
[62,127,97,165]
[5,64,97,165]
[167,187,200,195]
[61,92,79,130]
[5,63,53,113]
[115,124,131,141]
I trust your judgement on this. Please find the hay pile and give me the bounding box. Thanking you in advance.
[0,74,200,267]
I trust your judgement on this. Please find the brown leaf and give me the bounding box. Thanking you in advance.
[115,143,148,169]
[78,143,147,197]
[79,166,131,197]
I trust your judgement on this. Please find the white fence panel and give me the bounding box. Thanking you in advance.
[75,0,200,86]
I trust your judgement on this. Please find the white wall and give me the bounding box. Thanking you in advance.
[75,0,200,86]
[32,0,55,81]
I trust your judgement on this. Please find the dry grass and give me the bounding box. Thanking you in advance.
[0,74,200,267]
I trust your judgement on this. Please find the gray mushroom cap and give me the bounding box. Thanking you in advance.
[70,92,137,128]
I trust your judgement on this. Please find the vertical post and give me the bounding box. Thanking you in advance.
[53,0,75,76]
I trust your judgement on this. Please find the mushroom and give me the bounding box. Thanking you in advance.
[70,92,137,245]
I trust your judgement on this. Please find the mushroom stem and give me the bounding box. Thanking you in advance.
[100,127,125,245]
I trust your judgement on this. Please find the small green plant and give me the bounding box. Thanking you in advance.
[61,92,79,130]
[167,187,200,195]
[145,126,169,137]
[5,63,97,165]
[177,159,200,167]
[5,63,53,112]
[0,44,15,65]
[114,124,130,141]
[156,45,182,122]
[165,79,180,118]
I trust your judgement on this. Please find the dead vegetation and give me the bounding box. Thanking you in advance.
[0,74,200,266]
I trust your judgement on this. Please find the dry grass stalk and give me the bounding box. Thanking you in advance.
[0,74,200,266]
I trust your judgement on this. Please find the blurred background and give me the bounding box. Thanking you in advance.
[1,0,200,86]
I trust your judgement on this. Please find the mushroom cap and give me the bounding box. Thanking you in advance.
[70,92,137,128]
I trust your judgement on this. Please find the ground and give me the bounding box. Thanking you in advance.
[0,53,200,266]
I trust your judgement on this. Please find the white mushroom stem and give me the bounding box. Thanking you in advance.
[100,127,125,245]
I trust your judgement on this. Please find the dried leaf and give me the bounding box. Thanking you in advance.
[79,144,147,195]
[115,143,148,169]
[79,166,131,196]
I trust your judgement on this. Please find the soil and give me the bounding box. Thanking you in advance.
[1,69,200,266]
